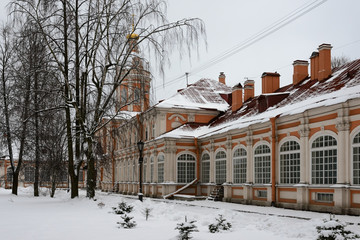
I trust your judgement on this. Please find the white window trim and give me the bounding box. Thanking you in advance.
[309,131,338,185]
[253,141,271,185]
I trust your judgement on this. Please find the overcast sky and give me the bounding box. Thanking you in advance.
[1,0,359,103]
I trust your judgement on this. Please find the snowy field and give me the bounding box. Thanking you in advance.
[1,188,359,240]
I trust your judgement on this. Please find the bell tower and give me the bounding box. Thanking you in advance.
[117,18,151,113]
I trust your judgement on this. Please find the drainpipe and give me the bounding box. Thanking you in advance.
[270,116,278,205]
[194,137,200,181]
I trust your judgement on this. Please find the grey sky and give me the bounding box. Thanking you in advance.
[1,0,359,103]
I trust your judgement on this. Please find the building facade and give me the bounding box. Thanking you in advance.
[100,43,360,215]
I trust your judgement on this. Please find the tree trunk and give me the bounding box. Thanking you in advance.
[86,138,96,198]
[34,67,40,197]
[12,173,19,195]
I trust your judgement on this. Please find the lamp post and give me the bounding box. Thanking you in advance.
[137,140,144,202]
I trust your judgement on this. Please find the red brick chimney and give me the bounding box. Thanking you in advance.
[244,80,254,102]
[318,43,332,81]
[293,60,309,85]
[310,51,319,80]
[232,83,243,112]
[261,72,280,94]
[219,72,226,84]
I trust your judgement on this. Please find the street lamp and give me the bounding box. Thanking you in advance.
[137,140,144,202]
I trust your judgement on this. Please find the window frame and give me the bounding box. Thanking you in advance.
[201,153,210,183]
[177,153,196,184]
[254,143,271,184]
[279,140,301,184]
[233,147,247,184]
[157,154,165,183]
[215,150,227,185]
[352,130,360,185]
[310,134,337,185]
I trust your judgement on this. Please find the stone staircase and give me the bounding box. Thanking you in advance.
[207,185,224,201]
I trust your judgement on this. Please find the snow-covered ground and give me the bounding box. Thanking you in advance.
[1,188,359,240]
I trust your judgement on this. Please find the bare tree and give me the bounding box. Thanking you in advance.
[11,0,206,198]
[332,55,351,70]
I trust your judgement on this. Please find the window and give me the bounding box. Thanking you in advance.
[233,148,247,184]
[7,167,13,182]
[79,169,84,182]
[24,166,35,182]
[257,190,267,198]
[128,160,131,181]
[41,171,50,182]
[133,160,136,182]
[201,153,210,183]
[311,135,337,184]
[316,193,333,202]
[158,155,164,183]
[143,158,147,182]
[150,157,154,182]
[120,87,127,105]
[280,141,300,184]
[152,124,155,138]
[254,145,271,184]
[134,88,140,103]
[177,154,196,183]
[215,151,226,184]
[353,132,360,184]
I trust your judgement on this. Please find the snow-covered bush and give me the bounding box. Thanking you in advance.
[316,218,360,240]
[142,207,152,221]
[208,214,232,233]
[175,216,198,240]
[112,201,134,215]
[117,214,137,229]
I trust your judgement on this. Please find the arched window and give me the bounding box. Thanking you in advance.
[7,167,13,182]
[353,132,360,184]
[79,169,84,182]
[201,153,210,183]
[143,158,147,182]
[177,154,196,183]
[134,88,140,103]
[127,160,131,181]
[150,157,154,182]
[24,166,35,182]
[311,135,337,184]
[215,151,227,184]
[133,160,136,182]
[280,141,300,184]
[158,155,165,183]
[254,145,271,184]
[120,87,127,105]
[233,148,247,184]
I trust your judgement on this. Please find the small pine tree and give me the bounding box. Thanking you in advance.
[142,207,152,221]
[175,216,199,240]
[117,214,137,229]
[112,201,134,215]
[208,214,232,233]
[316,218,360,240]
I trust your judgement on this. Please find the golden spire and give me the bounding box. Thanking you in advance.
[127,13,139,40]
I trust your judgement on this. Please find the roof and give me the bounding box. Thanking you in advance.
[160,59,360,139]
[156,78,232,111]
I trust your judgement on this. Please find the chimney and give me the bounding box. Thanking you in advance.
[310,51,319,80]
[318,43,332,81]
[232,83,243,112]
[244,80,254,102]
[219,72,226,84]
[261,72,280,94]
[292,60,309,85]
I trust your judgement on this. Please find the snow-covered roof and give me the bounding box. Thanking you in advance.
[156,78,232,111]
[160,59,360,139]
